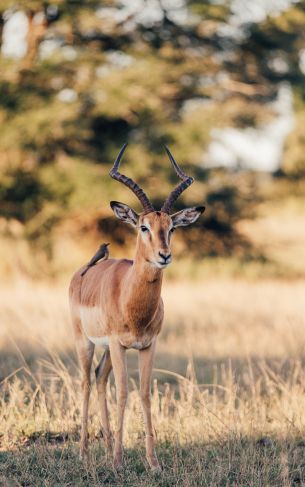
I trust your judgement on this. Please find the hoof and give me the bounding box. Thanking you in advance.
[150,464,161,473]
[113,454,123,471]
[148,457,161,473]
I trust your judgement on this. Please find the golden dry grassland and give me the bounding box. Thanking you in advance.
[1,193,305,485]
[1,277,305,486]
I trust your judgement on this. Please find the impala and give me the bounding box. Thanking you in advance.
[69,144,205,471]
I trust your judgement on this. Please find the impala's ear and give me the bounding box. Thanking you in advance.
[171,206,205,228]
[110,201,139,227]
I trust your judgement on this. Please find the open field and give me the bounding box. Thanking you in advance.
[1,278,305,485]
[2,0,305,484]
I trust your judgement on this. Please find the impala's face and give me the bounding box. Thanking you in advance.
[110,202,205,269]
[138,211,173,268]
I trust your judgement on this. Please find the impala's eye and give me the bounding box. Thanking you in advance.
[169,227,175,234]
[141,226,149,232]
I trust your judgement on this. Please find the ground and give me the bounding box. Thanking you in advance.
[1,279,305,486]
[1,196,305,486]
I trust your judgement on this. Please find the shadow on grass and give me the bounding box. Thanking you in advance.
[1,436,305,486]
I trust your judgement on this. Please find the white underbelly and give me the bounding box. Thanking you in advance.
[87,335,149,350]
[88,335,109,347]
[79,306,151,350]
[80,305,108,344]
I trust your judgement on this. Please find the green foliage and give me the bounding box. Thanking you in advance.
[0,0,304,273]
[0,162,73,262]
[0,167,44,222]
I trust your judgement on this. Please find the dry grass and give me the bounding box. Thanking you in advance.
[1,278,305,485]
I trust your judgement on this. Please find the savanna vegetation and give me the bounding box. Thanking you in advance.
[1,0,305,279]
[1,1,305,486]
[2,276,305,485]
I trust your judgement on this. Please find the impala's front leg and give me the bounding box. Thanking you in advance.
[109,336,128,469]
[75,330,95,460]
[139,339,160,472]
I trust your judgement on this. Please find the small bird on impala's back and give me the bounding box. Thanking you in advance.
[80,243,110,276]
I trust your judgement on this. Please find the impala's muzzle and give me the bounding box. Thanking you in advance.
[158,251,172,267]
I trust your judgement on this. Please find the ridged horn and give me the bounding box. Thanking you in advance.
[109,144,154,213]
[161,146,194,213]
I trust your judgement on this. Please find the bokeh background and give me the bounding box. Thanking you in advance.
[1,1,305,485]
[1,0,304,280]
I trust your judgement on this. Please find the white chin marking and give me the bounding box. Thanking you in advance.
[150,260,168,269]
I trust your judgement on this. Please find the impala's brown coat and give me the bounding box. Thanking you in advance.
[69,146,204,472]
[69,212,173,471]
[69,212,171,345]
[70,258,164,346]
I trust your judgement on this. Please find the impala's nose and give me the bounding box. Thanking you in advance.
[158,251,172,264]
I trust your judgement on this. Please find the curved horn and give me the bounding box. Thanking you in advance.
[109,143,154,213]
[161,146,194,214]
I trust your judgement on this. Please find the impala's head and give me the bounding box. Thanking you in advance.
[109,144,205,269]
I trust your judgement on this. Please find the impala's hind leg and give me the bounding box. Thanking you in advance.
[95,349,113,452]
[139,339,160,471]
[74,322,95,460]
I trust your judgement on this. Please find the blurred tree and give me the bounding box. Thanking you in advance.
[1,0,303,274]
[232,2,305,176]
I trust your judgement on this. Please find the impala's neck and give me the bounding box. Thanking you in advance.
[123,238,163,335]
